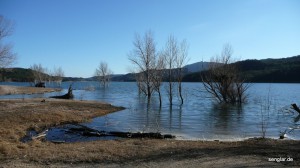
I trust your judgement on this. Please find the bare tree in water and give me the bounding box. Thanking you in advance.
[201,44,249,105]
[30,63,47,85]
[162,35,189,105]
[128,31,157,99]
[52,66,64,86]
[162,35,177,105]
[152,55,165,106]
[95,61,113,88]
[175,39,189,105]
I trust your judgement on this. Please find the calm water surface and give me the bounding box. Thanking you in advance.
[1,81,300,141]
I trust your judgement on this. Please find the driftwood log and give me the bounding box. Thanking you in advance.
[50,85,73,99]
[67,123,175,139]
[291,103,300,114]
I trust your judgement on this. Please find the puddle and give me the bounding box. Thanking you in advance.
[22,123,174,143]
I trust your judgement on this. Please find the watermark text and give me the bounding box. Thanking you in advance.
[268,157,293,163]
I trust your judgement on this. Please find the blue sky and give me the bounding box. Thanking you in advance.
[1,0,299,77]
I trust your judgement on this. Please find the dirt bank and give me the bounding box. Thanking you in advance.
[0,98,299,167]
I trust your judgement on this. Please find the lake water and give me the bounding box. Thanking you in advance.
[1,81,300,141]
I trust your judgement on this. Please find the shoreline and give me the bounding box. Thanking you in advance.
[0,85,299,167]
[0,100,298,167]
[0,85,61,95]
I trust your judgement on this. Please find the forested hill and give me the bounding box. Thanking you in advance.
[183,55,300,83]
[0,68,88,82]
[1,55,300,83]
[236,55,300,83]
[0,68,34,82]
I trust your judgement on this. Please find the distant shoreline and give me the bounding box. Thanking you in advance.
[0,85,61,95]
[1,55,300,83]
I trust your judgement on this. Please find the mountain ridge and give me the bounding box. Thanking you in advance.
[183,55,300,83]
[1,55,300,83]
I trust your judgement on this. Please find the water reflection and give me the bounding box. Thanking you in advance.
[208,103,244,137]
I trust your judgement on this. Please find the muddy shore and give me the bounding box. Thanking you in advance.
[0,85,299,167]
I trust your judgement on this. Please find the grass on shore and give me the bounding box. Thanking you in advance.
[0,98,124,159]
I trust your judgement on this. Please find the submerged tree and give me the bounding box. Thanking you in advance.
[45,67,65,86]
[0,15,17,68]
[30,64,65,87]
[95,61,113,88]
[30,63,47,84]
[52,66,64,86]
[175,39,189,105]
[201,44,249,105]
[162,35,189,105]
[128,31,157,99]
[152,55,165,106]
[162,35,177,105]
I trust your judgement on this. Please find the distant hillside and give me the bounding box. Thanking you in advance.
[108,62,210,82]
[0,62,214,82]
[111,73,135,81]
[183,61,210,73]
[0,68,57,83]
[2,55,300,83]
[237,55,300,83]
[0,68,34,82]
[183,55,300,83]
[62,77,89,82]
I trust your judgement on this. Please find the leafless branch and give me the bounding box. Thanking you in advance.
[201,44,249,105]
[0,16,16,68]
[95,61,113,88]
[128,30,157,99]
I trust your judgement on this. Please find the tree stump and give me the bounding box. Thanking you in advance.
[291,103,300,114]
[50,85,73,99]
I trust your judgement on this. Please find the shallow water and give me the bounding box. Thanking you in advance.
[1,81,300,141]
